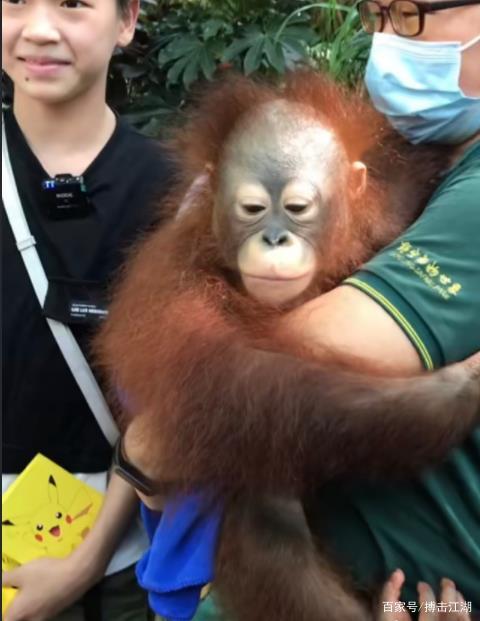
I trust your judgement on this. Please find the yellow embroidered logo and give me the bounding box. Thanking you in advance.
[393,241,462,300]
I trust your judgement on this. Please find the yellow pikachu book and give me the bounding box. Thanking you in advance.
[2,454,104,567]
[2,586,18,618]
[2,554,19,617]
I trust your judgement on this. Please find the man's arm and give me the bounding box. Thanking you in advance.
[291,142,480,377]
[287,285,424,375]
[2,472,139,621]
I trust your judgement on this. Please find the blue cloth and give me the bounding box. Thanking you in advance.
[136,495,223,621]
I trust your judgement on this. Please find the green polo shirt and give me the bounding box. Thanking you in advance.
[314,141,480,609]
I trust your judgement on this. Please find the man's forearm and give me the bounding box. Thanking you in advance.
[285,285,424,375]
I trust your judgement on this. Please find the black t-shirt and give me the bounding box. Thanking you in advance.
[2,109,173,474]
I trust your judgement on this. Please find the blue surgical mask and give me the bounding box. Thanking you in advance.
[365,32,480,144]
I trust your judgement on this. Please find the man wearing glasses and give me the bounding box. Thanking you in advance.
[114,1,480,618]
[297,0,480,616]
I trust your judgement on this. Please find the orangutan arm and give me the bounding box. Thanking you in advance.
[215,495,372,621]
[121,291,479,494]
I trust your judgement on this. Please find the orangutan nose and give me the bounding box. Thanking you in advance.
[262,228,290,247]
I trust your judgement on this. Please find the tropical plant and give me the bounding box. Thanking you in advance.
[109,0,371,135]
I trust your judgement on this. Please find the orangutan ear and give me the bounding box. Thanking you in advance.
[348,161,368,199]
[177,165,215,219]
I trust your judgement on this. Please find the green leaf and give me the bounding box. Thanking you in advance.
[243,24,264,37]
[264,38,285,74]
[202,18,228,40]
[281,35,308,57]
[222,37,257,63]
[163,36,201,61]
[244,37,265,75]
[150,33,179,55]
[283,25,318,45]
[209,38,227,58]
[282,43,306,68]
[199,49,217,80]
[183,54,201,88]
[166,55,192,85]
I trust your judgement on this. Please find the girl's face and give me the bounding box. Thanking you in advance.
[2,0,138,104]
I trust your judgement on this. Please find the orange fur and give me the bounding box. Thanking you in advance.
[94,71,478,621]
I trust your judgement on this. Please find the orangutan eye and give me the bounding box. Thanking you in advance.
[285,203,308,214]
[284,200,319,221]
[242,204,267,215]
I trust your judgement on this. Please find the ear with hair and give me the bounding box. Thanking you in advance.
[117,0,140,48]
[348,161,368,199]
[177,165,215,219]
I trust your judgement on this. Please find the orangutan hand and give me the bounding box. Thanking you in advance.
[462,351,480,378]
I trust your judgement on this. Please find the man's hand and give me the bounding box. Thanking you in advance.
[2,555,101,621]
[378,569,472,621]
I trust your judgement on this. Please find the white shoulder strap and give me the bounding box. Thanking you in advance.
[2,117,119,446]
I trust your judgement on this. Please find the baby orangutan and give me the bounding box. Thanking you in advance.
[96,72,480,621]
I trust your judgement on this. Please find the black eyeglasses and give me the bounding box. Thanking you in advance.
[358,0,480,37]
[113,437,172,497]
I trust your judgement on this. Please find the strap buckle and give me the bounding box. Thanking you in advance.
[17,235,37,252]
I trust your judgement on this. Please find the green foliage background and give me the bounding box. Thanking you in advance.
[109,0,371,136]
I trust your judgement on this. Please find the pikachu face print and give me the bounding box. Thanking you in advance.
[2,474,96,558]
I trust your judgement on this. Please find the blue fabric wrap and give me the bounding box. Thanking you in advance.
[136,495,223,621]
